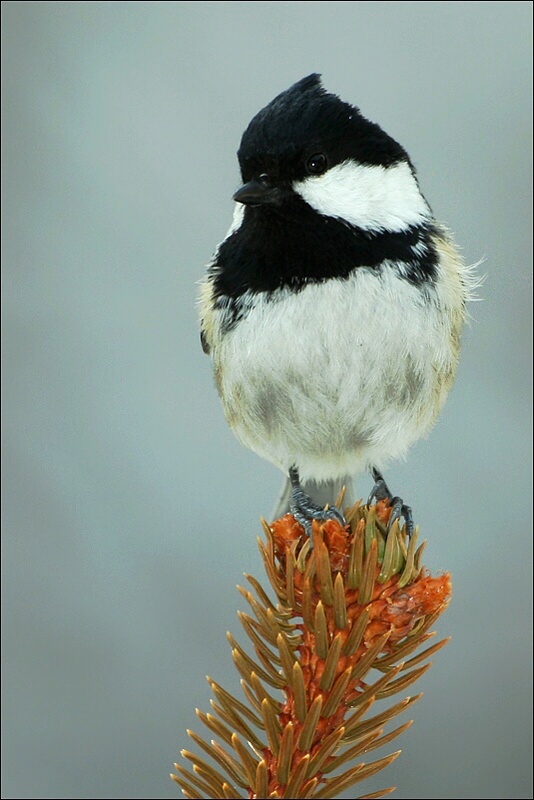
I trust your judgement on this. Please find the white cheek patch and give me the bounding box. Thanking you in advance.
[224,203,245,239]
[293,160,430,233]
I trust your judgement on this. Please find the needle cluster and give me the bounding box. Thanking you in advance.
[172,497,451,799]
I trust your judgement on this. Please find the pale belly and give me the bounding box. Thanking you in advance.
[213,267,461,482]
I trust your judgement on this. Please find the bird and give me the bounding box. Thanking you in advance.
[198,74,473,534]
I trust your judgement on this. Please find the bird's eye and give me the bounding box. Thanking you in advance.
[306,153,328,175]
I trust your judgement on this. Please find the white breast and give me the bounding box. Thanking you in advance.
[211,255,465,483]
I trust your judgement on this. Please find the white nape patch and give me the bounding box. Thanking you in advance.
[224,203,245,239]
[293,160,430,233]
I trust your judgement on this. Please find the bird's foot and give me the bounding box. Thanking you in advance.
[289,467,346,537]
[368,467,414,537]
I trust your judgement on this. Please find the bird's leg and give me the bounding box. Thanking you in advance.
[288,466,346,537]
[368,467,414,537]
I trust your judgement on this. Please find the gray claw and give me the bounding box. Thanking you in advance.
[288,466,346,538]
[369,469,414,537]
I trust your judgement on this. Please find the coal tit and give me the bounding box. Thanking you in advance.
[199,74,473,532]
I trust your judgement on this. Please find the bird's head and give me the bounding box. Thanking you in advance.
[234,74,430,234]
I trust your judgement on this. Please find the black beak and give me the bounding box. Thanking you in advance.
[233,179,281,205]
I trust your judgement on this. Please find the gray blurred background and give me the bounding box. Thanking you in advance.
[2,2,532,798]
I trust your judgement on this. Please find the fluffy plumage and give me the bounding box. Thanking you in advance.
[199,74,472,512]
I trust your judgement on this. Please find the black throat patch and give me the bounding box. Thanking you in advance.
[212,197,438,303]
